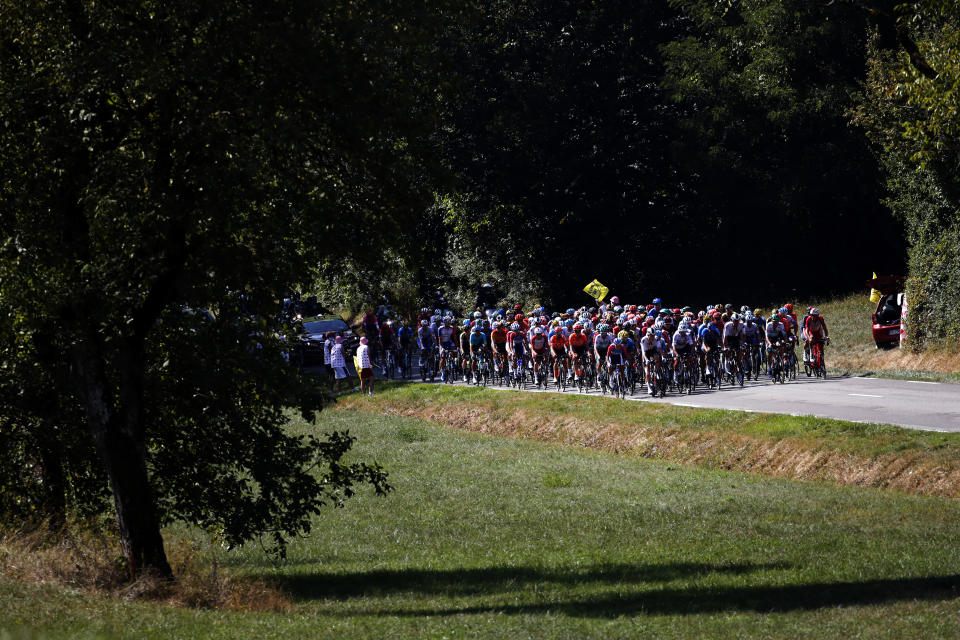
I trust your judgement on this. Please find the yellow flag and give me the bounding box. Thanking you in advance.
[869,272,880,303]
[583,279,609,302]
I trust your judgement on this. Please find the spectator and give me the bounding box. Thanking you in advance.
[330,336,357,394]
[357,337,374,395]
[323,331,335,389]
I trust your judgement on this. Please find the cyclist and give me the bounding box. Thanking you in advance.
[568,323,590,382]
[459,319,472,379]
[741,312,762,377]
[490,320,509,379]
[802,308,830,373]
[468,324,488,384]
[507,321,527,377]
[529,326,549,383]
[765,312,787,377]
[607,337,628,387]
[378,319,396,374]
[436,316,458,382]
[672,321,696,382]
[417,319,435,377]
[593,324,613,375]
[698,317,722,380]
[722,313,742,377]
[549,326,569,382]
[640,327,660,395]
[397,319,414,375]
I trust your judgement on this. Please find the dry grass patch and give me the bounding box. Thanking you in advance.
[0,523,291,612]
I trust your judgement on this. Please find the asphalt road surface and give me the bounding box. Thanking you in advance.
[377,363,960,433]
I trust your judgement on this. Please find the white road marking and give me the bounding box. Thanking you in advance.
[906,380,939,385]
[848,393,883,398]
[673,403,701,408]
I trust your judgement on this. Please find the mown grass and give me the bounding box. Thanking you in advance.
[795,292,960,382]
[5,408,960,639]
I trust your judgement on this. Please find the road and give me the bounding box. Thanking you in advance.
[376,364,960,433]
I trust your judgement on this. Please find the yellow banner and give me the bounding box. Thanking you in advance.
[869,272,880,303]
[583,279,609,302]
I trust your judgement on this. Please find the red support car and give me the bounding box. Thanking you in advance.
[867,275,906,349]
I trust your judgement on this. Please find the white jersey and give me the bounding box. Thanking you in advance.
[640,335,657,354]
[723,321,742,338]
[673,329,694,348]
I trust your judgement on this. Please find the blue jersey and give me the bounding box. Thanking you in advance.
[417,327,435,350]
[397,326,414,346]
[469,331,488,348]
[698,324,720,346]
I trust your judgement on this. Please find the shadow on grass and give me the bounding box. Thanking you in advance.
[351,574,960,618]
[277,561,785,600]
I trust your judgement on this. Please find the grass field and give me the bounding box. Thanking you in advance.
[4,405,960,639]
[794,292,960,382]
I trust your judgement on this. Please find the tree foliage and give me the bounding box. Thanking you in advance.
[853,1,960,345]
[0,0,449,574]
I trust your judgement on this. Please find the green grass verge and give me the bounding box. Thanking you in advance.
[342,381,960,492]
[4,408,960,638]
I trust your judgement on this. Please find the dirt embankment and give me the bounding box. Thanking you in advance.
[339,394,960,500]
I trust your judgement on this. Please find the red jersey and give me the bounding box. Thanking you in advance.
[549,333,568,351]
[568,332,589,349]
[490,327,508,345]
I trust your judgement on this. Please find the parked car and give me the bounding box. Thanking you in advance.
[868,275,905,349]
[296,317,359,367]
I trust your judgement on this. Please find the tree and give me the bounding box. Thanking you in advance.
[0,0,449,576]
[661,0,905,302]
[853,1,960,345]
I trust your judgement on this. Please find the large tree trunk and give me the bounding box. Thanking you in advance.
[72,336,172,579]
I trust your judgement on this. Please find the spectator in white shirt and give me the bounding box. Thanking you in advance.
[356,337,374,395]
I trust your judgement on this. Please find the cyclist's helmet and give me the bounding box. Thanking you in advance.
[482,319,490,328]
[785,303,794,312]
[565,308,575,316]
[444,316,453,324]
[534,327,543,335]
[652,297,661,305]
[618,330,628,339]
[646,327,655,336]
[510,322,520,331]
[421,307,429,313]
[420,320,429,327]
[740,305,749,313]
[731,313,740,321]
[811,308,821,316]
[473,311,482,319]
[515,313,523,321]
[573,323,582,331]
[434,308,441,316]
[613,337,622,345]
[471,325,480,333]
[611,296,620,305]
[463,319,471,328]
[613,305,623,313]
[698,310,706,318]
[599,324,609,333]
[514,304,523,311]
[565,319,574,328]
[540,316,549,325]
